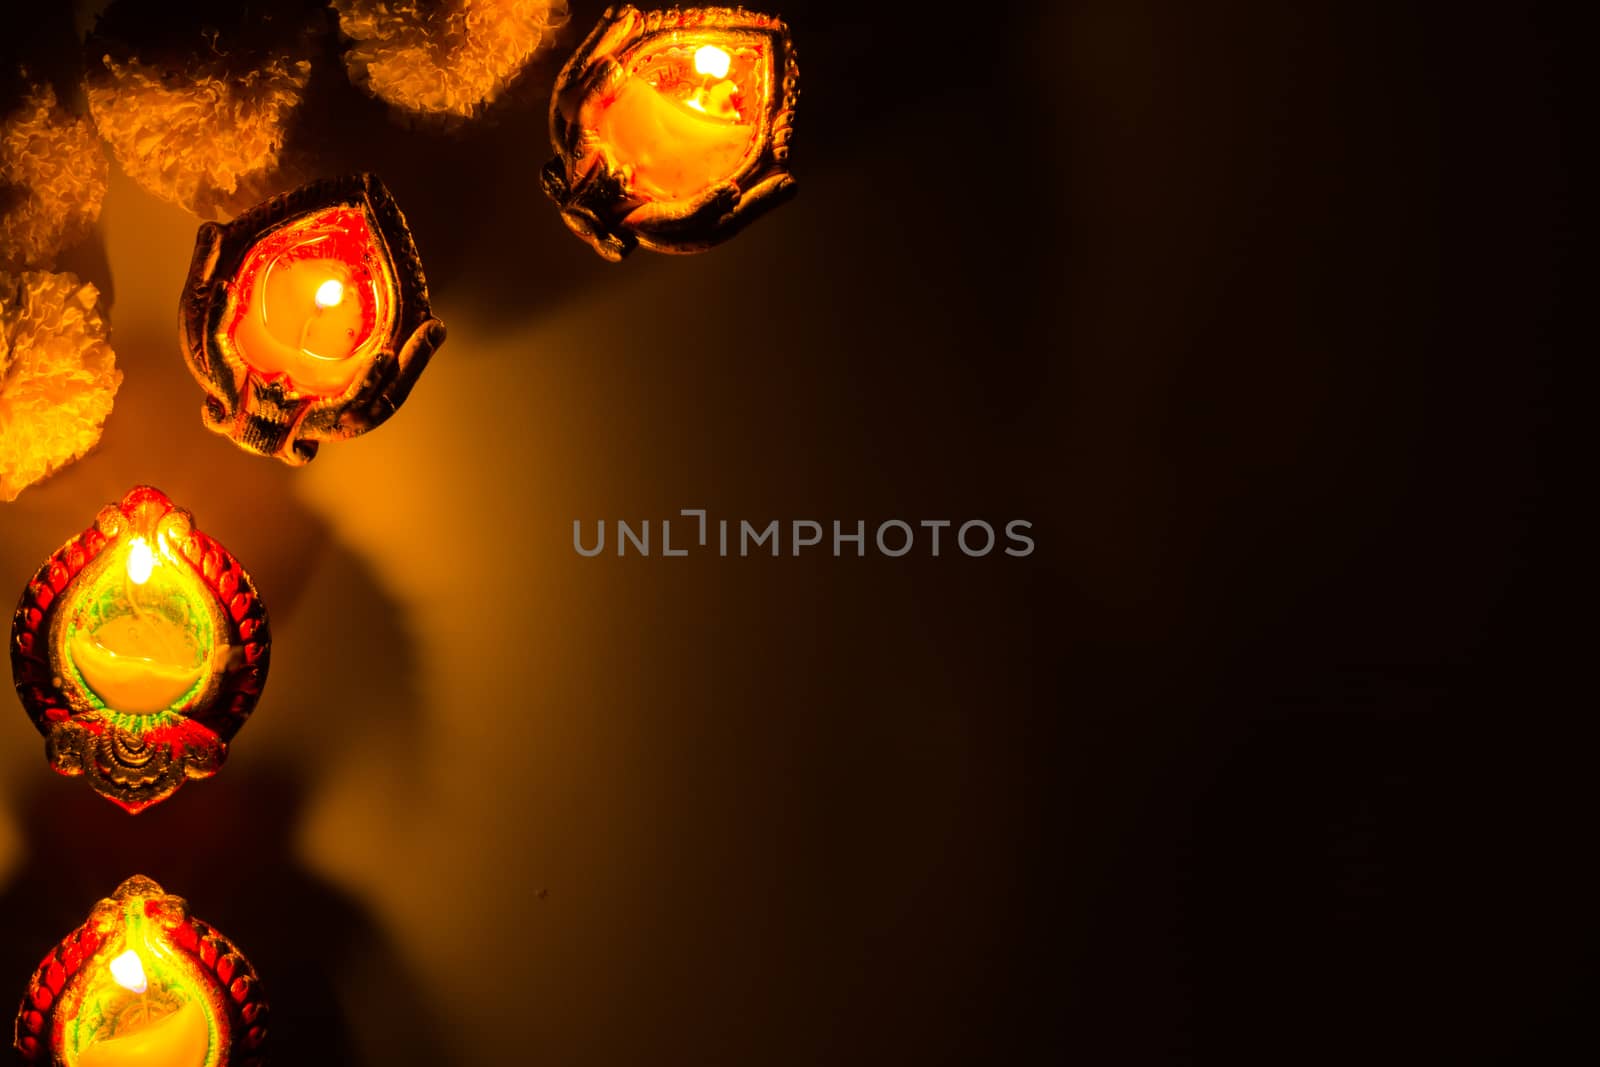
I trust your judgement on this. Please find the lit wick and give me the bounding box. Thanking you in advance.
[315,278,345,310]
[685,44,739,118]
[109,950,150,1025]
[695,44,731,79]
[123,538,154,622]
[125,539,154,586]
[299,278,347,358]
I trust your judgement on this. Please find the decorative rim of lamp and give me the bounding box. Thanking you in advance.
[179,172,446,465]
[9,486,271,814]
[543,5,800,260]
[13,876,268,1066]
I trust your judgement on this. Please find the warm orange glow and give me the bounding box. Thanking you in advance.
[109,950,147,995]
[594,74,755,201]
[278,264,360,358]
[71,620,206,715]
[233,255,369,386]
[221,206,395,397]
[78,1002,210,1067]
[683,80,739,118]
[69,530,211,715]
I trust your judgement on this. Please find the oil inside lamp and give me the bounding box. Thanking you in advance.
[66,534,217,716]
[218,205,396,398]
[60,522,226,720]
[584,38,762,202]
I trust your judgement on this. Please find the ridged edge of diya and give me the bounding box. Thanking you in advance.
[13,876,269,1066]
[543,5,801,260]
[179,172,447,465]
[9,487,271,814]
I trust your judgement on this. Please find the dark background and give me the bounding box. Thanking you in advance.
[1,1,1577,1064]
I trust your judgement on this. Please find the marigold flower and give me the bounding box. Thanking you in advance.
[335,0,567,120]
[0,85,108,271]
[83,2,322,218]
[0,270,121,501]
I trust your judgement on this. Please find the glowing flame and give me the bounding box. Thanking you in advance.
[125,539,155,586]
[694,44,731,80]
[110,950,148,994]
[314,279,345,309]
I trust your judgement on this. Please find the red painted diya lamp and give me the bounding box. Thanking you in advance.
[543,6,800,260]
[14,876,267,1067]
[180,173,446,465]
[9,487,270,814]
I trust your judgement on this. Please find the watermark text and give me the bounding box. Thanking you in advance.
[574,510,1035,558]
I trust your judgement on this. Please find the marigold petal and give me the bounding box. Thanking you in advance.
[0,86,109,271]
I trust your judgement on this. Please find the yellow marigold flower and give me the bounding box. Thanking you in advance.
[0,271,121,501]
[84,21,316,219]
[335,0,568,120]
[0,85,109,271]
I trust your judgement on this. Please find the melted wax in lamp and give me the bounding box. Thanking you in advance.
[594,43,761,201]
[223,206,395,397]
[75,951,211,1067]
[67,537,214,715]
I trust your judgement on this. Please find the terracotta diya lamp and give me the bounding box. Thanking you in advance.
[180,173,445,464]
[14,876,267,1066]
[10,487,270,813]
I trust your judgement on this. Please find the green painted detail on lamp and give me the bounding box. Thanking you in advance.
[62,536,219,717]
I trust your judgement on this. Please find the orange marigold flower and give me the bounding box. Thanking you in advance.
[0,271,121,501]
[83,3,322,218]
[335,0,568,120]
[0,85,109,271]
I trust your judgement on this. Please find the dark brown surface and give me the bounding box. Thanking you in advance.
[2,2,1578,1064]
